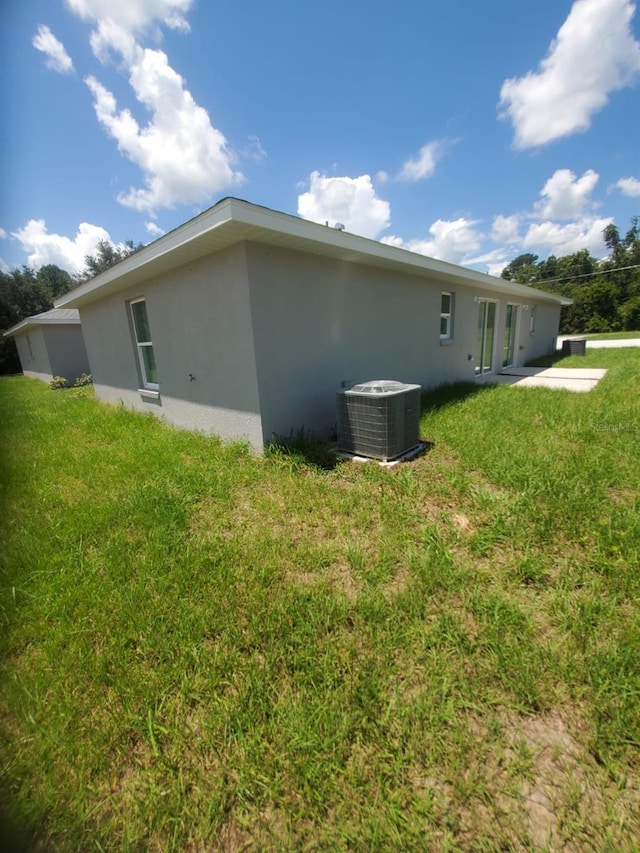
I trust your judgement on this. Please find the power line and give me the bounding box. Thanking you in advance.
[515,263,640,286]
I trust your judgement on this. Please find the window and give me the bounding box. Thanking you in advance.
[130,298,159,389]
[529,305,537,335]
[440,292,454,340]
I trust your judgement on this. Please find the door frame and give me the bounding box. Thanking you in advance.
[502,302,520,369]
[475,298,498,376]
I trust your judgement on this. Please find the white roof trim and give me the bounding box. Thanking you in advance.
[55,198,571,308]
[4,308,81,338]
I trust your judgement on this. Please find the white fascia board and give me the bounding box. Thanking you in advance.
[229,200,570,306]
[3,314,81,338]
[55,197,569,308]
[56,199,237,309]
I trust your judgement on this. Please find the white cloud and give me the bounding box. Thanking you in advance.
[32,25,75,74]
[145,221,164,237]
[0,258,10,274]
[0,228,7,239]
[65,0,192,36]
[375,170,390,185]
[383,218,483,264]
[85,46,243,212]
[465,248,510,267]
[69,0,241,213]
[297,172,391,239]
[614,176,640,196]
[242,135,267,163]
[464,248,511,277]
[487,262,509,278]
[499,0,640,148]
[523,216,613,256]
[399,140,444,181]
[379,235,404,249]
[491,214,521,244]
[535,168,599,219]
[11,220,114,273]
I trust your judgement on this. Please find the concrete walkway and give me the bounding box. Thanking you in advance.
[493,366,608,392]
[557,335,640,349]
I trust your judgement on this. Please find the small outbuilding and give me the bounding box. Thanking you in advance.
[55,198,570,453]
[3,308,90,385]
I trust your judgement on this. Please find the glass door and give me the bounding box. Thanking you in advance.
[475,299,497,375]
[502,304,518,368]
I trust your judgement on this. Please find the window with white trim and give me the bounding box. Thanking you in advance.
[440,291,454,340]
[130,298,159,389]
[529,305,537,335]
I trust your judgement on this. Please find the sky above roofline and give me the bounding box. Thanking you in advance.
[1,0,639,278]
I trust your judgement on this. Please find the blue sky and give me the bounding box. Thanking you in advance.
[1,0,639,276]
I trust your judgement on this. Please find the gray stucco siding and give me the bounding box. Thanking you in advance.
[14,327,52,382]
[245,243,561,443]
[79,243,265,452]
[12,324,90,384]
[42,325,90,383]
[245,244,467,442]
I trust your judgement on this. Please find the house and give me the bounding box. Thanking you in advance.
[55,198,569,453]
[3,308,90,385]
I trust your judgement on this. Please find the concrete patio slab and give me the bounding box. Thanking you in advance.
[502,367,607,379]
[491,366,608,392]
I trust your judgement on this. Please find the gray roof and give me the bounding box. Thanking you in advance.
[56,197,572,309]
[3,308,81,338]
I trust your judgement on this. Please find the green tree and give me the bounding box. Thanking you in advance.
[83,239,144,279]
[500,217,640,333]
[500,253,539,283]
[36,264,74,299]
[0,266,60,374]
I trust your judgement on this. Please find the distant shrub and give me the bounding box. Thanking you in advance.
[49,376,68,390]
[73,373,93,387]
[620,296,640,331]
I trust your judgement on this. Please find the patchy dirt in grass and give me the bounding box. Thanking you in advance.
[285,559,360,602]
[381,564,411,598]
[606,485,637,505]
[498,710,638,851]
[451,512,476,535]
[406,709,639,851]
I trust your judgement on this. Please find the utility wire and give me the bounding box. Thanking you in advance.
[515,262,640,286]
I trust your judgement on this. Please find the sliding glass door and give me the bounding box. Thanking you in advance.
[475,299,497,375]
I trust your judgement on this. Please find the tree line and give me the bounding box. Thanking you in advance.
[0,240,142,373]
[500,218,640,334]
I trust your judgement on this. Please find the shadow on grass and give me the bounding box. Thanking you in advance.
[267,431,437,472]
[420,380,495,414]
[267,381,502,471]
[526,351,584,368]
[266,430,340,471]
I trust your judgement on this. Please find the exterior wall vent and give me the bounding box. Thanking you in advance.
[337,380,421,461]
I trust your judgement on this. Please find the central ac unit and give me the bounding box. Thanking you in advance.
[337,380,421,461]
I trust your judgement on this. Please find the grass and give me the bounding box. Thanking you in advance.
[562,330,640,340]
[1,352,639,851]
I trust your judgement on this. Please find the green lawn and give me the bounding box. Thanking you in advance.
[574,330,640,340]
[1,354,639,852]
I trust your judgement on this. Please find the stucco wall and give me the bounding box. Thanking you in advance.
[42,325,91,383]
[245,243,561,443]
[79,243,264,452]
[14,327,52,383]
[75,238,561,452]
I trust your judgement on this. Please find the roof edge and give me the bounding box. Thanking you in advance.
[4,311,82,338]
[55,197,570,308]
